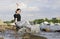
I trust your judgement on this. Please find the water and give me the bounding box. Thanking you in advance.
[39,25,60,39]
[0,30,22,39]
[0,25,60,39]
[40,32,60,39]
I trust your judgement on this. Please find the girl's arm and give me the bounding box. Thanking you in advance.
[14,18,17,23]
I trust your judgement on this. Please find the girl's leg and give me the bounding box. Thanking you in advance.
[15,23,20,31]
[16,26,20,31]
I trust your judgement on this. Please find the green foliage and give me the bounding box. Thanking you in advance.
[44,18,50,23]
[4,19,14,23]
[10,20,15,23]
[32,18,60,24]
[51,18,58,23]
[33,19,44,24]
[4,19,14,26]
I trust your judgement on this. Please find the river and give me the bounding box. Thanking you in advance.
[0,25,60,39]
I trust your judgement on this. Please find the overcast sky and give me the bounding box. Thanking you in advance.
[0,0,60,21]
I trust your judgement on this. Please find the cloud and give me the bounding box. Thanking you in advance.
[16,2,40,11]
[16,2,27,9]
[26,6,39,11]
[0,0,60,21]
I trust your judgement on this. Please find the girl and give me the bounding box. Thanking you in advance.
[14,8,21,31]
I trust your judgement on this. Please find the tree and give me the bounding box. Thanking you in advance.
[52,18,58,23]
[10,20,14,23]
[33,19,44,24]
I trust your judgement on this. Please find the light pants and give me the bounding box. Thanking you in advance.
[15,20,31,31]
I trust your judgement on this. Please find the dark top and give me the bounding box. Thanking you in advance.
[14,14,21,21]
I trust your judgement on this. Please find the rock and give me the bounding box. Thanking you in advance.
[0,37,4,39]
[22,33,47,39]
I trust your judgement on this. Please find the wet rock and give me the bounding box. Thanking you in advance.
[22,33,47,39]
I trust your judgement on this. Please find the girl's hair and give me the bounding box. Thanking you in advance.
[15,8,21,13]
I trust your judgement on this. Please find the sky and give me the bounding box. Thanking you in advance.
[0,0,60,21]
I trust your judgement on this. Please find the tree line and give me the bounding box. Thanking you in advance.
[32,18,60,24]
